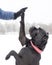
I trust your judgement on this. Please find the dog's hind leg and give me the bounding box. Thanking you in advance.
[5,50,20,60]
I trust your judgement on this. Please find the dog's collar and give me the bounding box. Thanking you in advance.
[30,41,42,54]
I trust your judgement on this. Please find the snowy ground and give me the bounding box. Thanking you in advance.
[0,32,52,65]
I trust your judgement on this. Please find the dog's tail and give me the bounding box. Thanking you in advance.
[5,50,20,60]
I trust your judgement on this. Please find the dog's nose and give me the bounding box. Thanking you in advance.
[47,32,49,35]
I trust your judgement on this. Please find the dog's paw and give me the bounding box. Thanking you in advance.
[21,7,28,13]
[5,54,10,60]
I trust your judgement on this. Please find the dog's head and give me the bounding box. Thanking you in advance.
[29,26,49,51]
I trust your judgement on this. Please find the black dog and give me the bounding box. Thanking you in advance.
[5,9,49,65]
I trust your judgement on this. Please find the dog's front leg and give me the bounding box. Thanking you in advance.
[19,12,26,46]
[5,50,20,60]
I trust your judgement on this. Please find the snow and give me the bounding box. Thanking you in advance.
[0,32,52,65]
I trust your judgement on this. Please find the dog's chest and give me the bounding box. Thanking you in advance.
[19,47,41,65]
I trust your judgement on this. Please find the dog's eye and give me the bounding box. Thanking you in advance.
[35,33,37,36]
[42,35,48,42]
[43,37,46,40]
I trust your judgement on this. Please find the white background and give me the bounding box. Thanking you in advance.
[0,0,52,65]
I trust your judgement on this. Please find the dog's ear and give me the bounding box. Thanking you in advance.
[29,26,38,38]
[29,26,37,33]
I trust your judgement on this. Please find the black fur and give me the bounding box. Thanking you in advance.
[5,10,49,65]
[14,7,27,19]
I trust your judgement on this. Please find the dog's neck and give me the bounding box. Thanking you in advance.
[30,41,42,54]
